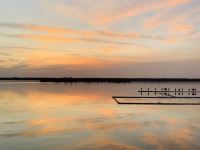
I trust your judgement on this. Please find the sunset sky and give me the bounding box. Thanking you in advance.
[0,0,200,77]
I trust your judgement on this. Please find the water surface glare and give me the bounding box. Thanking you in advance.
[0,82,200,150]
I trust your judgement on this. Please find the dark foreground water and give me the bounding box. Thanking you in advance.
[0,82,200,150]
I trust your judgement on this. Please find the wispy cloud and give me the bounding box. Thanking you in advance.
[0,32,148,47]
[0,23,162,40]
[0,51,11,57]
[0,56,24,68]
[43,0,191,25]
[97,0,192,24]
[143,6,199,35]
[0,0,199,77]
[0,45,81,54]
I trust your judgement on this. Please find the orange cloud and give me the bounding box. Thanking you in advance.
[23,45,159,69]
[27,52,104,68]
[0,23,140,39]
[169,23,193,34]
[164,37,179,44]
[26,53,147,69]
[2,32,146,46]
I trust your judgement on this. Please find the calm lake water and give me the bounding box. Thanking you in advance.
[0,82,200,150]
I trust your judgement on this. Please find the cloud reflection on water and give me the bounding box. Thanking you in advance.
[0,82,200,150]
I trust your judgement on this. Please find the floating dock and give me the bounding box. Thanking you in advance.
[112,88,200,105]
[112,96,200,105]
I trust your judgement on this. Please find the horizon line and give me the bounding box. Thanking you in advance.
[1,77,200,83]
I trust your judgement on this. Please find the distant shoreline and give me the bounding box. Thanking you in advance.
[0,78,200,83]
